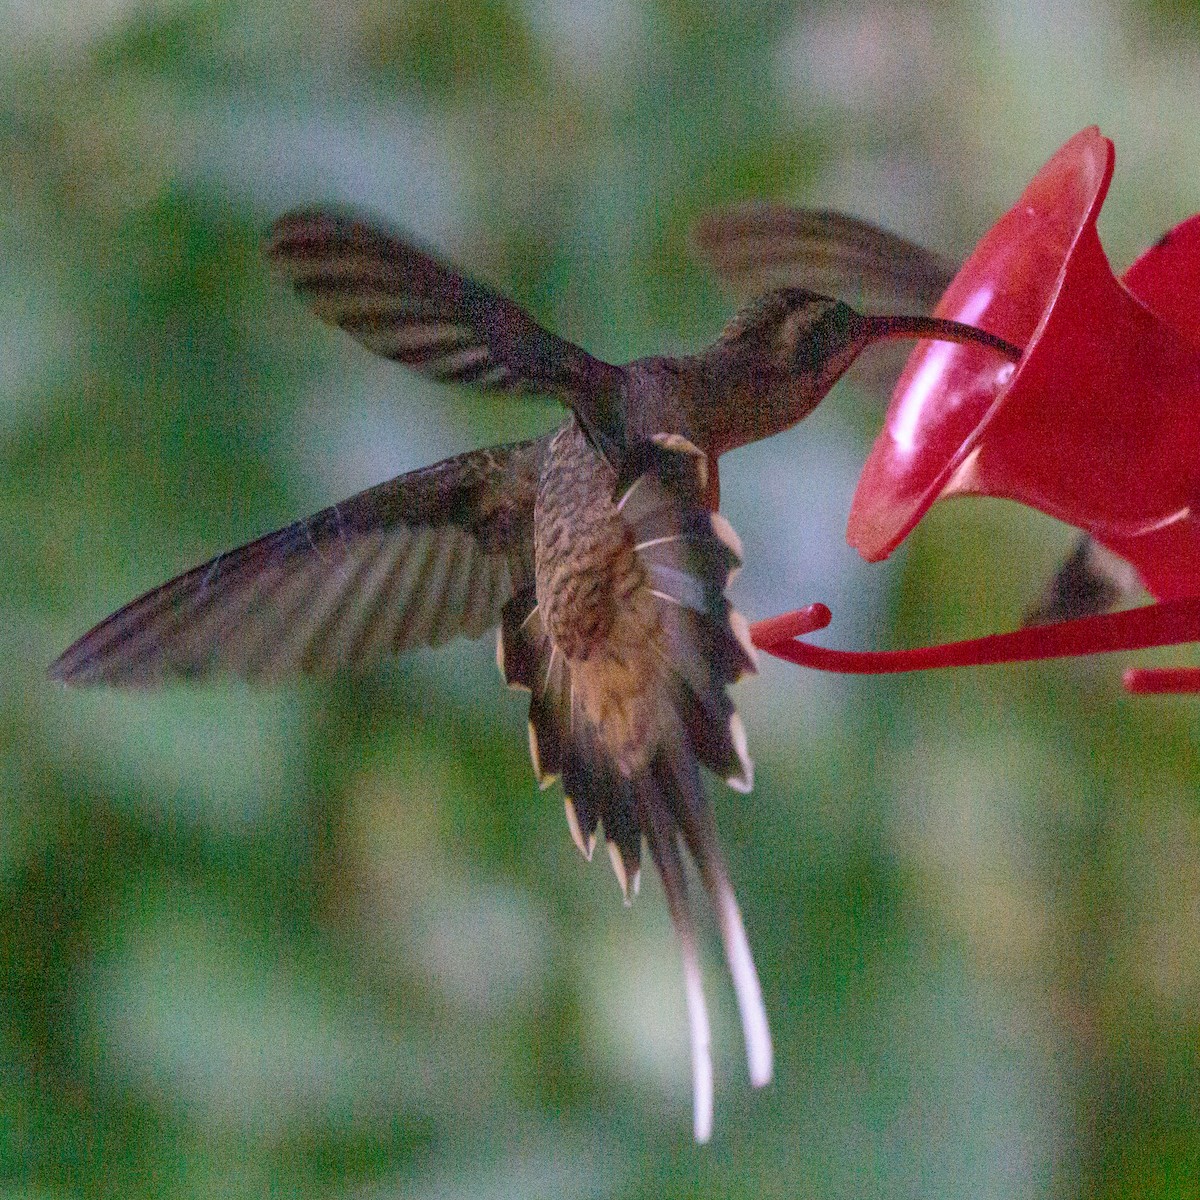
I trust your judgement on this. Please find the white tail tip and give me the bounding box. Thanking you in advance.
[607,840,632,905]
[564,796,595,860]
[714,880,773,1087]
[680,934,715,1143]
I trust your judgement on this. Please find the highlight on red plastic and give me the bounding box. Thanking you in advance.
[767,127,1200,695]
[750,599,1200,695]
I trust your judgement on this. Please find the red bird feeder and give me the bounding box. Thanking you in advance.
[755,128,1200,692]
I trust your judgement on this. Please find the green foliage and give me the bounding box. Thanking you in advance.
[3,2,1200,1196]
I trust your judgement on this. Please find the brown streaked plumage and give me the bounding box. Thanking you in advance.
[692,201,1145,620]
[51,208,1020,1141]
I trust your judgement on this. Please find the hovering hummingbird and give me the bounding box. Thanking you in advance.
[692,201,1144,623]
[51,209,1020,1140]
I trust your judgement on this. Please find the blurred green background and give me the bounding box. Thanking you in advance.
[5,1,1200,1196]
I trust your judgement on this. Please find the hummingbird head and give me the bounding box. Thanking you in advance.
[720,287,870,392]
[696,288,877,455]
[705,288,1021,458]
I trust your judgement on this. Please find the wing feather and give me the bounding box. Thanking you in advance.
[266,210,626,454]
[692,203,956,312]
[50,437,549,685]
[693,203,961,402]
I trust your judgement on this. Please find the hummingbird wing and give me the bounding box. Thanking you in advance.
[1024,533,1143,626]
[266,211,626,456]
[49,437,548,685]
[691,202,956,312]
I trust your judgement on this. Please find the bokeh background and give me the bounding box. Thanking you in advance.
[5,1,1200,1196]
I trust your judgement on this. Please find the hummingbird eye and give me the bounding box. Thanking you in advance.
[787,298,859,376]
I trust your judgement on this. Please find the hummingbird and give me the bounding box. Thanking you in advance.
[51,209,1020,1140]
[692,201,1145,623]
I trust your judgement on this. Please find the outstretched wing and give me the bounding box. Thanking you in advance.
[691,203,956,313]
[267,211,626,455]
[50,437,549,686]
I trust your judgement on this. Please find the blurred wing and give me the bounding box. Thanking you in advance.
[50,437,549,686]
[267,211,626,453]
[691,203,957,312]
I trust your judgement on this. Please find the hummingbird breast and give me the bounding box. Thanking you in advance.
[533,422,668,775]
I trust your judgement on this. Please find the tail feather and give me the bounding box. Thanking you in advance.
[499,588,564,787]
[563,719,643,879]
[710,868,773,1088]
[498,440,770,1140]
[623,446,771,1110]
[500,589,643,874]
[623,443,755,794]
[640,776,714,1143]
[636,746,773,1135]
[652,750,772,1090]
[664,670,747,790]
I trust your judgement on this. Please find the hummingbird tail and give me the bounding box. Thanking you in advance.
[638,749,775,1109]
[497,584,646,880]
[497,439,772,1139]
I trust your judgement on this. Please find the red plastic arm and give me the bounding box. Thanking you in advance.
[751,597,1200,694]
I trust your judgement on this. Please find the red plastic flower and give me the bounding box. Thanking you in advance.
[753,128,1200,692]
